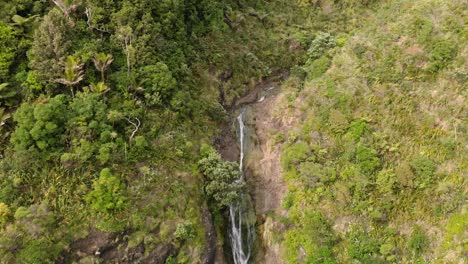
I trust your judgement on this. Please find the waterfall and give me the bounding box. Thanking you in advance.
[228,111,253,264]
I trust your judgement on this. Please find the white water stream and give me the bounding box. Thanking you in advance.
[228,111,253,264]
[228,85,278,264]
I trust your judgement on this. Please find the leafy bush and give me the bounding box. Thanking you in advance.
[307,32,336,61]
[408,225,429,255]
[355,145,381,176]
[305,56,331,80]
[284,211,337,263]
[346,227,381,262]
[281,141,311,170]
[346,120,367,141]
[0,22,17,80]
[174,221,196,241]
[328,109,349,134]
[0,202,10,227]
[410,155,436,188]
[428,39,456,73]
[86,168,127,215]
[198,145,244,208]
[11,95,68,157]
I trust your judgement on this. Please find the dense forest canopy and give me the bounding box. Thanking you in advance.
[0,0,466,263]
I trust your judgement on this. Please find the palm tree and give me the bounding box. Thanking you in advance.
[56,56,84,97]
[0,83,16,107]
[89,82,110,95]
[92,53,113,82]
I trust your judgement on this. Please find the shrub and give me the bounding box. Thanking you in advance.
[284,211,337,263]
[328,110,349,134]
[281,141,311,169]
[408,225,429,255]
[428,39,456,73]
[305,56,331,79]
[346,227,381,262]
[356,145,381,176]
[307,32,336,61]
[410,155,436,188]
[86,168,127,215]
[174,221,196,240]
[0,202,10,227]
[346,120,367,141]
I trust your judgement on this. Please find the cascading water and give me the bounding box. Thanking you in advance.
[228,111,254,264]
[227,84,278,264]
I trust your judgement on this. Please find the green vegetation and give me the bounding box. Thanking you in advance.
[198,145,244,208]
[0,0,465,262]
[277,0,466,263]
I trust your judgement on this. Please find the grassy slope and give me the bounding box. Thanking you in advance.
[276,0,467,263]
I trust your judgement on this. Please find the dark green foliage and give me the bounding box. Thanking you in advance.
[428,39,456,73]
[11,95,67,157]
[355,144,381,176]
[138,62,177,106]
[410,155,436,189]
[86,168,127,215]
[198,145,244,208]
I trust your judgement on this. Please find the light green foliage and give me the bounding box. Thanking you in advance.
[281,141,311,170]
[198,145,244,208]
[86,168,127,214]
[0,203,62,264]
[0,22,17,81]
[307,32,336,61]
[0,202,10,227]
[284,211,337,264]
[328,109,349,134]
[22,71,43,92]
[305,56,331,79]
[346,120,367,141]
[278,1,465,262]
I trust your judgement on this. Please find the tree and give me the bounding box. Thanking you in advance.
[55,56,84,97]
[10,95,68,156]
[51,0,81,26]
[30,9,71,85]
[92,53,113,82]
[198,145,244,208]
[0,22,17,81]
[86,168,127,215]
[138,63,177,106]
